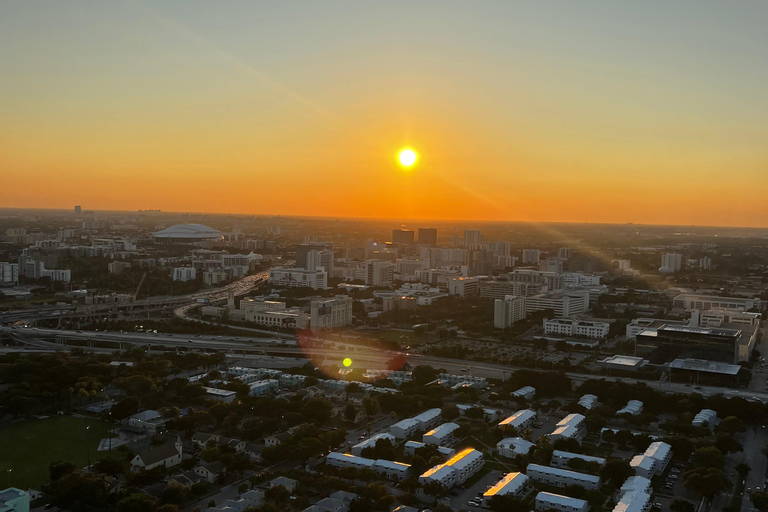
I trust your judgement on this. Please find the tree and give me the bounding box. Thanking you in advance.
[111,396,140,421]
[465,406,484,419]
[93,457,126,476]
[304,398,333,424]
[715,434,743,454]
[670,499,695,512]
[49,460,76,482]
[422,481,445,497]
[412,365,438,385]
[239,483,249,494]
[363,396,380,417]
[264,485,290,504]
[117,493,157,512]
[441,404,460,421]
[157,506,180,512]
[160,481,190,505]
[752,490,768,512]
[718,416,746,434]
[690,446,725,470]
[736,462,751,479]
[682,467,730,498]
[600,459,633,487]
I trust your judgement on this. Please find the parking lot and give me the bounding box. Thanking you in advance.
[449,469,502,511]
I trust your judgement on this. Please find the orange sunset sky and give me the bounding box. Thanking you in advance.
[1,1,767,227]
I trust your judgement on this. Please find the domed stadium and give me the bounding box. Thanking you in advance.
[153,224,223,244]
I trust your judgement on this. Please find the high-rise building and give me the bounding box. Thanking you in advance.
[417,228,438,246]
[558,248,573,259]
[450,234,461,247]
[521,249,541,265]
[364,260,394,287]
[310,295,353,332]
[699,257,712,270]
[539,258,564,273]
[0,262,19,286]
[74,205,81,214]
[494,295,526,328]
[392,229,415,245]
[464,230,483,250]
[661,253,682,272]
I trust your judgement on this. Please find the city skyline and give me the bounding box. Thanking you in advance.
[2,1,768,227]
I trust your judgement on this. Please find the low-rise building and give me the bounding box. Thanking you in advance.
[617,400,644,416]
[350,433,395,456]
[577,394,599,410]
[630,441,672,478]
[373,459,411,480]
[412,408,442,430]
[551,450,605,469]
[418,448,484,488]
[498,409,537,431]
[390,418,421,439]
[203,387,237,403]
[0,488,30,512]
[543,318,610,339]
[403,441,455,458]
[511,386,536,400]
[248,379,279,396]
[613,490,651,512]
[482,472,531,503]
[326,452,375,470]
[692,409,718,428]
[130,437,182,472]
[526,464,601,491]
[535,492,588,512]
[423,422,460,446]
[549,414,586,443]
[497,437,536,458]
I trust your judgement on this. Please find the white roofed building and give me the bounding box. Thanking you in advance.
[535,492,588,512]
[498,409,537,431]
[326,452,375,470]
[390,418,420,439]
[550,414,586,443]
[350,433,395,456]
[617,400,644,416]
[497,437,536,458]
[551,450,606,469]
[423,422,460,446]
[403,441,455,458]
[578,394,599,410]
[511,386,536,400]
[692,409,718,428]
[482,472,531,503]
[526,464,601,490]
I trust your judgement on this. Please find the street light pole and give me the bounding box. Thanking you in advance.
[86,425,91,470]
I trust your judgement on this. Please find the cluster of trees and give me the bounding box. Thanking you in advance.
[261,423,346,464]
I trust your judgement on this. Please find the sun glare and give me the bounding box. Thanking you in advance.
[398,148,418,168]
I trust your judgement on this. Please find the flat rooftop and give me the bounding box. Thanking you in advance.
[669,358,741,375]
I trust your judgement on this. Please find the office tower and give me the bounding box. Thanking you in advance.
[392,229,415,245]
[521,249,541,265]
[364,259,394,286]
[418,228,438,246]
[464,230,483,250]
[74,205,81,214]
[661,253,682,272]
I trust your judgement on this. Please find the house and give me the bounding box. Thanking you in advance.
[265,433,289,447]
[127,410,166,433]
[168,470,205,487]
[192,432,216,449]
[301,490,357,512]
[270,476,297,493]
[326,389,347,402]
[195,461,226,484]
[243,443,263,462]
[206,490,264,512]
[130,437,182,472]
[303,386,325,399]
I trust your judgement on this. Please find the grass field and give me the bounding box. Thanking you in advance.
[0,416,112,489]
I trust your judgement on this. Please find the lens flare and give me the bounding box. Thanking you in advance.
[343,357,352,367]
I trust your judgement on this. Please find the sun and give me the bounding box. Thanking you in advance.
[398,148,418,168]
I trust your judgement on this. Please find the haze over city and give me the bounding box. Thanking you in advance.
[2,1,768,226]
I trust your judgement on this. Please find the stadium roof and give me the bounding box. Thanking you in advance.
[153,223,223,240]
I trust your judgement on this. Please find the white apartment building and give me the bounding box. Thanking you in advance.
[617,400,643,416]
[498,409,537,431]
[463,230,483,250]
[203,270,228,286]
[269,267,328,290]
[695,309,761,328]
[551,451,606,469]
[661,253,682,272]
[629,441,673,478]
[508,269,563,291]
[543,318,610,339]
[413,408,442,430]
[248,379,279,396]
[578,394,599,410]
[390,418,421,439]
[525,290,590,318]
[497,437,536,458]
[419,448,484,488]
[620,476,652,497]
[673,294,761,312]
[535,492,588,512]
[494,295,526,328]
[0,262,19,286]
[422,247,469,268]
[447,276,480,297]
[364,260,394,287]
[40,266,71,283]
[456,404,501,422]
[481,280,544,299]
[403,441,455,458]
[562,273,601,288]
[310,295,353,332]
[171,261,197,282]
[526,464,601,490]
[550,414,586,443]
[692,409,717,428]
[539,258,564,273]
[423,422,460,446]
[326,452,375,470]
[613,490,651,512]
[483,472,531,503]
[522,249,541,264]
[511,386,536,400]
[241,299,308,329]
[373,459,411,480]
[351,433,396,456]
[438,374,487,389]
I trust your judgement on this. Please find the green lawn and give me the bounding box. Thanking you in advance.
[0,416,112,490]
